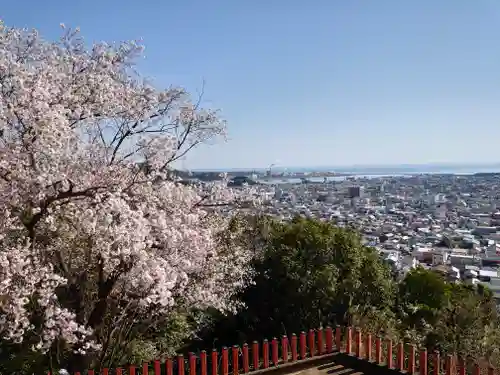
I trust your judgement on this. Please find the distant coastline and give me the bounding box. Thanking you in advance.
[190,163,500,175]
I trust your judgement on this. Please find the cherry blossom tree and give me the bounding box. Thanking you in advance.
[0,21,258,371]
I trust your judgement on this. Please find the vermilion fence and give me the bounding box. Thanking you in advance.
[50,326,497,375]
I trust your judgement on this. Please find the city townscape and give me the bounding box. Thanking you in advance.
[222,172,500,299]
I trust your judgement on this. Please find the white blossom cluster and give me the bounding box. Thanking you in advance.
[0,21,260,356]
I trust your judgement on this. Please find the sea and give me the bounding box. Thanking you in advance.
[196,163,500,185]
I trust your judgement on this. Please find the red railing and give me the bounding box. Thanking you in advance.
[49,326,497,375]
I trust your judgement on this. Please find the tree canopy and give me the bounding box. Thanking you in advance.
[192,217,500,368]
[397,267,500,362]
[0,21,260,372]
[192,216,395,348]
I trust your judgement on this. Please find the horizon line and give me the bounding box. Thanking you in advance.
[187,162,500,172]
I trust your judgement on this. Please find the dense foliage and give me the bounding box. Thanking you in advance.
[192,216,395,348]
[397,268,500,363]
[0,22,259,373]
[190,216,500,368]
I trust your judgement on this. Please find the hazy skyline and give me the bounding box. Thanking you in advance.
[192,162,500,173]
[3,1,500,169]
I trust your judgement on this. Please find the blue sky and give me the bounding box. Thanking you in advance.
[3,1,500,169]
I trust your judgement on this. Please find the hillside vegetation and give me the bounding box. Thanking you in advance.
[189,216,500,369]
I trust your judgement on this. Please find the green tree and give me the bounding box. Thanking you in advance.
[429,283,499,361]
[397,268,500,366]
[196,217,396,347]
[397,267,451,330]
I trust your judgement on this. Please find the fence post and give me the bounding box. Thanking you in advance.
[433,351,440,375]
[386,339,393,369]
[346,327,352,355]
[458,357,466,375]
[299,332,307,359]
[128,366,136,375]
[211,350,218,375]
[232,346,239,375]
[420,349,428,375]
[445,355,453,375]
[143,362,149,375]
[335,326,342,352]
[167,358,175,375]
[252,342,259,370]
[272,338,279,366]
[408,345,415,375]
[355,328,362,358]
[263,340,269,368]
[325,327,333,353]
[375,337,382,364]
[317,328,324,355]
[200,351,208,375]
[178,355,185,375]
[291,334,298,361]
[282,336,289,363]
[397,342,404,371]
[308,329,315,357]
[242,344,249,373]
[190,353,197,375]
[366,333,372,361]
[222,348,229,375]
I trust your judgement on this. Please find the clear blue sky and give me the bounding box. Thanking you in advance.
[3,1,500,169]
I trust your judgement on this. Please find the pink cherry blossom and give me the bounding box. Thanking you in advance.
[0,20,261,362]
